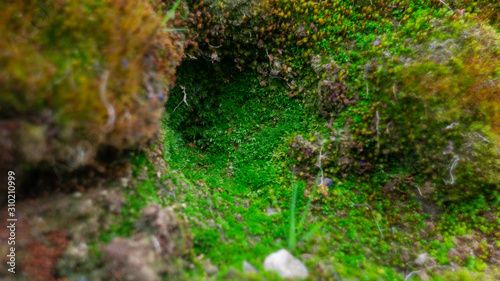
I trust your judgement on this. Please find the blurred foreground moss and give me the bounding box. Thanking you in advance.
[0,0,184,174]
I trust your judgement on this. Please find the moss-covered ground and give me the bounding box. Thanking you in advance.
[5,0,500,280]
[95,59,499,280]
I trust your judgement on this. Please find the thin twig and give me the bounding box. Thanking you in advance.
[473,132,500,154]
[475,132,490,143]
[416,186,423,196]
[185,53,198,59]
[438,0,454,12]
[352,203,383,239]
[446,155,460,185]
[173,85,188,112]
[405,265,455,281]
[208,43,222,48]
[318,148,324,185]
[151,235,162,255]
[404,270,420,281]
[98,70,115,133]
[444,122,459,130]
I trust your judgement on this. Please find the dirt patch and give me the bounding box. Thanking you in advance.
[23,230,69,281]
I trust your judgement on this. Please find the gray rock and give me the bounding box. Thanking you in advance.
[248,235,262,246]
[263,249,308,279]
[202,259,219,276]
[57,241,89,277]
[322,177,333,187]
[75,199,94,216]
[300,253,313,261]
[266,206,279,216]
[243,260,257,273]
[64,241,88,263]
[102,204,191,281]
[415,253,429,266]
[103,235,161,281]
[372,36,381,46]
[120,177,129,188]
[136,203,191,255]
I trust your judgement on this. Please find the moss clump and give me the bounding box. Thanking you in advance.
[369,18,500,202]
[0,0,183,175]
[273,10,500,202]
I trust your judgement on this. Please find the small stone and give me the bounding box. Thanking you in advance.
[103,235,161,281]
[243,260,257,273]
[415,253,429,266]
[248,235,262,246]
[234,213,244,222]
[202,259,218,276]
[400,249,410,262]
[301,254,313,261]
[120,177,129,188]
[57,241,89,274]
[266,206,279,216]
[263,249,308,279]
[223,268,239,280]
[75,199,94,216]
[322,177,333,187]
[417,270,430,281]
[372,36,381,46]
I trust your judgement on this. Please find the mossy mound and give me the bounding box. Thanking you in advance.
[173,0,500,202]
[182,1,500,203]
[371,18,500,201]
[0,0,183,175]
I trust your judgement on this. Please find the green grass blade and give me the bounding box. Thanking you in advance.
[300,222,323,242]
[289,169,297,251]
[297,174,319,235]
[163,28,187,32]
[161,0,182,26]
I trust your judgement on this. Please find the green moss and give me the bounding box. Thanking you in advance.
[159,16,500,273]
[7,0,500,279]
